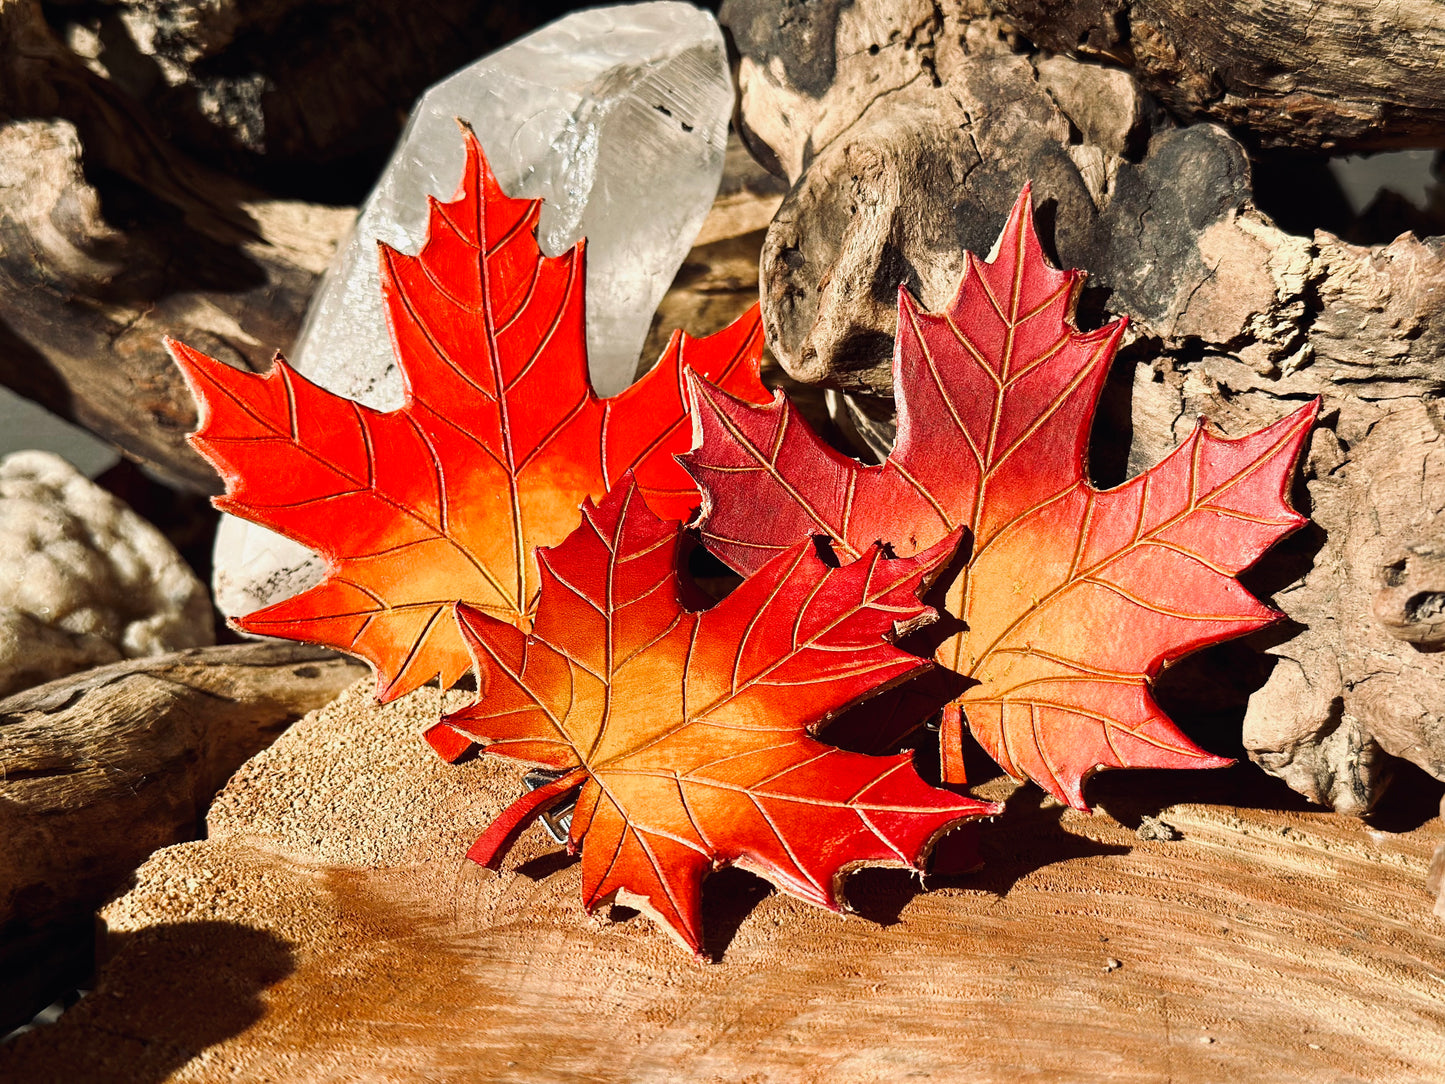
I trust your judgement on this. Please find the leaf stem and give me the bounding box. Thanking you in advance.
[466,766,586,869]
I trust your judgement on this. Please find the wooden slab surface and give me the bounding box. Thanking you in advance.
[3,682,1443,1083]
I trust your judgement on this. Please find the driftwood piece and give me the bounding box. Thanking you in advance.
[46,0,539,193]
[1120,224,1445,813]
[0,0,354,491]
[987,0,1445,152]
[0,116,352,492]
[722,0,1251,399]
[722,0,1445,816]
[1,0,264,238]
[4,681,1443,1081]
[0,642,362,1033]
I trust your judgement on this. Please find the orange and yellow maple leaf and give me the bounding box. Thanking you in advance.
[443,474,999,955]
[682,186,1317,809]
[171,128,768,702]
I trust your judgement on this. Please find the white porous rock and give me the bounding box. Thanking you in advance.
[212,0,734,624]
[0,451,213,696]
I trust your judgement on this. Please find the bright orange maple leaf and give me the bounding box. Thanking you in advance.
[442,473,999,955]
[681,187,1317,809]
[170,128,767,703]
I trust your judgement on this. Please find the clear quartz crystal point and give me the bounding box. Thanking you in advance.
[212,2,733,622]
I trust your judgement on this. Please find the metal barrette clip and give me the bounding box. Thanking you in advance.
[521,768,577,843]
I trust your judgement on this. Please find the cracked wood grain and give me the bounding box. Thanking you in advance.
[0,0,358,490]
[989,0,1445,151]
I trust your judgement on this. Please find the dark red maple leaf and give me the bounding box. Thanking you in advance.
[170,127,767,703]
[681,187,1317,810]
[442,473,999,955]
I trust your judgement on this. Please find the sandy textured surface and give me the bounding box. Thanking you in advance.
[4,679,1445,1083]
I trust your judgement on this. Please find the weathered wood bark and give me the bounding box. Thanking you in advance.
[723,0,1251,399]
[0,116,352,492]
[1171,230,1445,814]
[43,0,546,195]
[4,682,1442,1081]
[0,642,362,1033]
[0,0,265,238]
[0,0,354,491]
[987,0,1445,151]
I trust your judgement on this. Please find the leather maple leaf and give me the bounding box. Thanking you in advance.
[441,473,999,956]
[170,128,767,702]
[681,187,1317,810]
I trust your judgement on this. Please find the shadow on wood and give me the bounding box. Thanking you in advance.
[0,921,294,1083]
